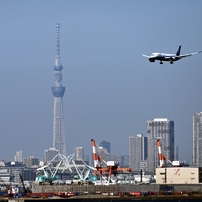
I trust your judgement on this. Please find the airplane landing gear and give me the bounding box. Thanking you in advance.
[160,61,163,64]
[170,61,173,64]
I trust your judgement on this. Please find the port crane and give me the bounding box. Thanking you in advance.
[91,139,132,184]
[157,139,181,167]
[19,173,32,197]
[35,152,96,185]
[70,154,96,185]
[35,153,75,185]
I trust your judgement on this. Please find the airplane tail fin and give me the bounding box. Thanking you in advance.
[176,45,181,56]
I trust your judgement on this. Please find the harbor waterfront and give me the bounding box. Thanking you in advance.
[2,184,202,201]
[1,194,202,202]
[31,183,202,194]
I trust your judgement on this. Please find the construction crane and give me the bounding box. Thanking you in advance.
[35,152,96,185]
[70,154,96,185]
[91,139,132,184]
[19,173,26,196]
[157,139,182,167]
[35,153,74,185]
[19,174,32,197]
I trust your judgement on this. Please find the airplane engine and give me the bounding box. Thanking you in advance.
[169,57,174,64]
[149,58,155,62]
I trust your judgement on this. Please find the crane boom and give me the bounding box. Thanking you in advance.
[156,139,180,167]
[157,139,166,167]
[90,139,132,184]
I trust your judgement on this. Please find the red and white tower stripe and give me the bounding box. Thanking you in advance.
[91,139,99,168]
[157,139,165,167]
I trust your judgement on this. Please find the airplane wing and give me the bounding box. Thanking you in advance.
[176,51,202,58]
[142,54,150,58]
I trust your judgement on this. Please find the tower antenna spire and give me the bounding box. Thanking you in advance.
[55,23,61,67]
[56,23,60,57]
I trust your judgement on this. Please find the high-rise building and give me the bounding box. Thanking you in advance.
[83,155,89,164]
[147,118,174,173]
[174,146,179,161]
[51,23,66,156]
[44,147,59,162]
[99,141,111,153]
[193,112,202,166]
[121,155,129,168]
[129,134,147,172]
[74,147,84,160]
[139,160,148,172]
[110,155,122,164]
[14,150,23,162]
[23,156,39,168]
[97,146,110,161]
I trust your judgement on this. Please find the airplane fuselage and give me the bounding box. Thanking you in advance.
[148,53,181,63]
[142,46,201,64]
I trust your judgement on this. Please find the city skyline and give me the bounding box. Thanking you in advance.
[7,114,201,168]
[0,1,202,161]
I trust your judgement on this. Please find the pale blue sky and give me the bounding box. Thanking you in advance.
[0,0,202,162]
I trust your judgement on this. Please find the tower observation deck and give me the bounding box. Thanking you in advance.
[51,23,66,156]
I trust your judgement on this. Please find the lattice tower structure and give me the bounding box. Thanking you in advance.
[51,23,66,156]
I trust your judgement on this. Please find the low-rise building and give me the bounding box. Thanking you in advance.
[156,167,200,184]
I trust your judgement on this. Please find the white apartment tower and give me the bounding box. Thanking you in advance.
[129,134,147,172]
[14,150,23,162]
[147,118,174,173]
[193,112,202,166]
[44,147,59,162]
[74,147,84,160]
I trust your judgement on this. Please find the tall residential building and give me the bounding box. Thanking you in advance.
[129,134,147,172]
[110,155,122,164]
[97,146,110,162]
[23,156,39,168]
[139,160,148,172]
[121,155,129,168]
[99,141,111,153]
[147,118,174,173]
[14,150,23,162]
[51,23,66,156]
[44,148,59,162]
[74,147,84,160]
[193,112,202,166]
[174,146,179,161]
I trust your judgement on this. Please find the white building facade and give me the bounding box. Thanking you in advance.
[193,112,202,167]
[129,134,147,172]
[14,150,23,162]
[44,147,59,162]
[74,147,84,160]
[147,118,174,174]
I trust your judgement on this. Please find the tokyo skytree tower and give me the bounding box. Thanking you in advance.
[51,23,66,156]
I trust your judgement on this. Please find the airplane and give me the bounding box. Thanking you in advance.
[142,45,202,64]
